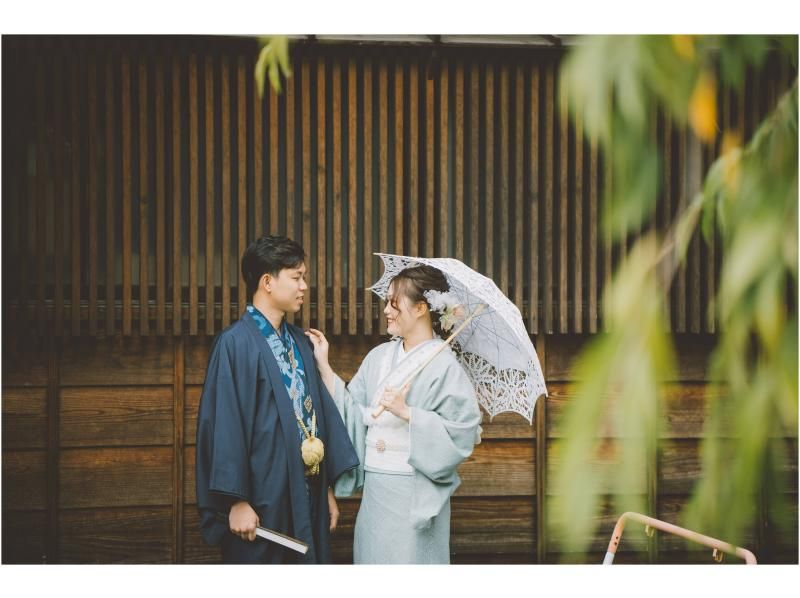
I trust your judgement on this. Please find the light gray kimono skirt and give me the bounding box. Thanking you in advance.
[332,338,482,564]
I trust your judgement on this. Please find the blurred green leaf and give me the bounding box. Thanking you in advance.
[557,35,797,559]
[254,35,292,97]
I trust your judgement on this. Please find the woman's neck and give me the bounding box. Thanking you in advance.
[402,324,434,352]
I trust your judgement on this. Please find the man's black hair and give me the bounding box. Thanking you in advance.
[241,234,306,300]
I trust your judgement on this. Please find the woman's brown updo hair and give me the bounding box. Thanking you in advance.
[388,265,450,338]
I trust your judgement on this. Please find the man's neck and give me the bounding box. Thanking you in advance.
[252,295,285,333]
[402,325,434,352]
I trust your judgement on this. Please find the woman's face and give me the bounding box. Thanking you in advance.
[383,280,427,338]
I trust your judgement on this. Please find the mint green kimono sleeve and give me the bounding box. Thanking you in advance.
[407,355,482,529]
[330,357,371,497]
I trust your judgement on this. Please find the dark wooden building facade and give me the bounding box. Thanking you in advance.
[2,35,796,564]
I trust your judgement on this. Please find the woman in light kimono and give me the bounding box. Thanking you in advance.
[305,265,482,564]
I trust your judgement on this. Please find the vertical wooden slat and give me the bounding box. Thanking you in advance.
[544,63,554,334]
[378,61,388,335]
[14,48,29,335]
[439,62,449,257]
[237,57,248,319]
[301,59,312,329]
[8,48,21,332]
[4,45,16,328]
[269,80,279,233]
[286,59,296,247]
[529,64,540,333]
[409,62,419,257]
[172,54,182,335]
[250,59,262,314]
[155,56,166,336]
[205,55,215,335]
[332,60,342,335]
[514,65,524,313]
[228,56,241,329]
[88,57,99,335]
[588,134,598,333]
[53,54,64,337]
[394,62,404,255]
[37,56,48,337]
[71,53,82,336]
[558,72,568,334]
[484,64,494,278]
[454,62,465,261]
[188,54,199,335]
[172,337,184,563]
[574,103,584,333]
[363,59,374,334]
[139,55,150,335]
[106,53,116,336]
[676,127,687,333]
[469,63,480,271]
[253,60,263,239]
[230,56,242,329]
[316,57,327,330]
[425,68,435,258]
[5,44,20,334]
[348,59,358,334]
[499,64,509,296]
[122,54,132,336]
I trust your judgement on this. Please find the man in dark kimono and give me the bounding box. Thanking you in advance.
[195,234,359,563]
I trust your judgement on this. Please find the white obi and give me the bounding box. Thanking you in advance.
[363,411,413,474]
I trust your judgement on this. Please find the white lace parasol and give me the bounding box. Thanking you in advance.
[369,253,547,423]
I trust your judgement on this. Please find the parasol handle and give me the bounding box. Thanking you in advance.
[371,303,487,418]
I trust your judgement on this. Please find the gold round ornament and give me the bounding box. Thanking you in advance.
[301,436,325,476]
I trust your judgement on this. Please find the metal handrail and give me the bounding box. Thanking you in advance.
[603,511,758,564]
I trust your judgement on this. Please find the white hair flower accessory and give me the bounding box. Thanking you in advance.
[423,290,465,333]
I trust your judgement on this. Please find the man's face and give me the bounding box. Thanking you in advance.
[264,263,308,314]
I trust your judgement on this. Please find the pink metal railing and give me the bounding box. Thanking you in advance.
[603,511,758,564]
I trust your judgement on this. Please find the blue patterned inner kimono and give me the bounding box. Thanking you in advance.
[246,304,314,441]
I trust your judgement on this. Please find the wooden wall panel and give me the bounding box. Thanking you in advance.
[58,507,173,564]
[2,388,48,449]
[58,447,173,508]
[3,450,47,510]
[6,38,793,338]
[2,333,797,563]
[59,387,173,447]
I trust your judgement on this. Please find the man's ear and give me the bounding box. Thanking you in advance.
[261,273,271,291]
